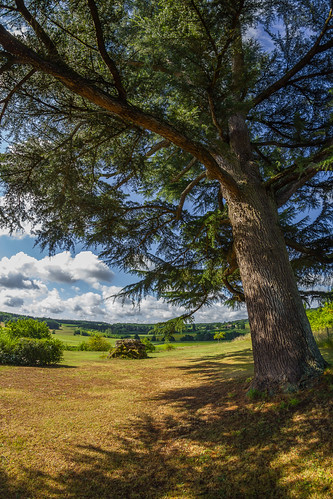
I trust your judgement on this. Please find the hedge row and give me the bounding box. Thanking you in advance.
[0,334,64,366]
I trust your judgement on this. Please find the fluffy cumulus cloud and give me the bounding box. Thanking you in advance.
[0,251,114,286]
[0,250,247,323]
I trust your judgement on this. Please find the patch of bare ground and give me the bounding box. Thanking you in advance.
[0,344,332,498]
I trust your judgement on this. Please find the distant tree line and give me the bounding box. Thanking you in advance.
[0,310,248,340]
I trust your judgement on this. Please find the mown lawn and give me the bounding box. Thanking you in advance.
[52,325,117,347]
[0,339,332,498]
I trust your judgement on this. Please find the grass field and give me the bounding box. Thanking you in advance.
[0,338,332,498]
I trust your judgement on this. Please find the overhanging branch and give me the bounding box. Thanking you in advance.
[0,23,241,197]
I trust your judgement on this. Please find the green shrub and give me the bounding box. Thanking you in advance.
[78,334,111,351]
[141,337,156,352]
[5,319,51,339]
[0,333,64,366]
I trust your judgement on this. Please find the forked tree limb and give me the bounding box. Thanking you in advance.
[0,23,241,198]
[265,138,333,206]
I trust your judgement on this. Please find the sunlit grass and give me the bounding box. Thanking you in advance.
[0,339,332,498]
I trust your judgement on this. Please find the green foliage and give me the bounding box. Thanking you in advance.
[141,337,156,353]
[0,0,331,339]
[214,331,226,341]
[307,302,333,332]
[0,332,64,366]
[180,334,195,342]
[278,397,300,411]
[78,334,111,352]
[246,388,267,401]
[5,319,51,339]
[150,317,186,340]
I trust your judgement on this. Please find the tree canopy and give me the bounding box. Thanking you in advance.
[0,0,332,389]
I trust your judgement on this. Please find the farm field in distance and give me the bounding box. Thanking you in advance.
[0,338,332,498]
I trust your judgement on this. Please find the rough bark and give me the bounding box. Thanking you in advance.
[226,179,327,392]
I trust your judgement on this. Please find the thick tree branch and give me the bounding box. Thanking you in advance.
[87,0,126,100]
[253,7,333,107]
[0,23,241,197]
[275,166,322,207]
[277,163,332,208]
[223,276,245,302]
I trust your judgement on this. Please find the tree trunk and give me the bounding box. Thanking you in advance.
[226,180,327,393]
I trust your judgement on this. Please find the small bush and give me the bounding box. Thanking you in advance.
[232,333,251,341]
[141,337,156,352]
[78,334,111,351]
[0,333,64,366]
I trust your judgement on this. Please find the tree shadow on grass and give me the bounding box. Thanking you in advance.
[176,348,255,381]
[1,360,332,498]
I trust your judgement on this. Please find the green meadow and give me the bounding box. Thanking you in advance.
[0,338,332,498]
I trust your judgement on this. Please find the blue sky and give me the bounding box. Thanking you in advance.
[0,222,247,324]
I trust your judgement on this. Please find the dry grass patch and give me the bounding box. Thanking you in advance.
[0,342,332,498]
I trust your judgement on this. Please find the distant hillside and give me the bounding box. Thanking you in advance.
[0,310,248,333]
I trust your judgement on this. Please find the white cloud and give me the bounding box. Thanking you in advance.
[0,251,247,324]
[0,251,114,287]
